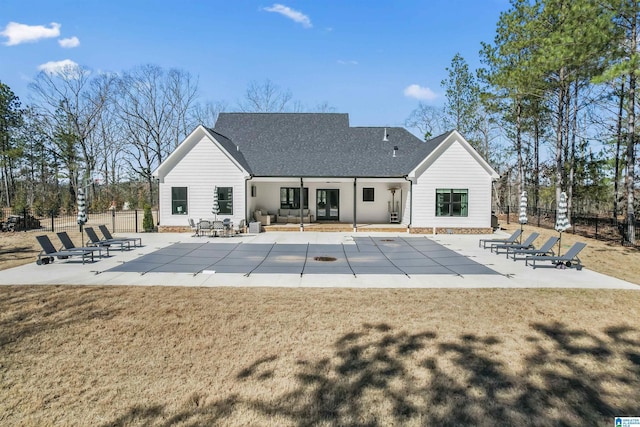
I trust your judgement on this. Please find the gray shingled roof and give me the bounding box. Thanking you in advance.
[211,113,450,177]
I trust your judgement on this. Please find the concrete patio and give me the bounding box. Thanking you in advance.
[0,231,637,289]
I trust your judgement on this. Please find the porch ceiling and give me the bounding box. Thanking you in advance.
[250,177,409,183]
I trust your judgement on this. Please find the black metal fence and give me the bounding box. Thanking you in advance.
[501,206,639,248]
[1,208,158,234]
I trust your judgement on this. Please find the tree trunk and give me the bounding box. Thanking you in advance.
[555,68,566,205]
[516,97,523,196]
[614,78,625,222]
[534,115,540,209]
[626,16,637,244]
[568,79,579,219]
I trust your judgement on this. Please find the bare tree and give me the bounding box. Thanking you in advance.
[29,64,112,203]
[405,103,446,140]
[166,69,199,149]
[312,101,336,113]
[239,79,292,112]
[114,64,199,205]
[191,100,228,127]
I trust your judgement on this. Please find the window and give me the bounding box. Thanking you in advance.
[171,187,188,215]
[436,189,468,217]
[280,187,309,209]
[217,187,233,214]
[362,188,375,202]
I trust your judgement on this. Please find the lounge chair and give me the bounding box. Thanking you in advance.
[35,235,95,265]
[98,225,142,247]
[492,232,539,254]
[85,227,131,251]
[509,236,559,261]
[479,229,522,249]
[57,231,107,257]
[526,241,587,270]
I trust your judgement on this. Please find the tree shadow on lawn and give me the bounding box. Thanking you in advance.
[104,322,640,427]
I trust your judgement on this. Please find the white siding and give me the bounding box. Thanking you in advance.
[159,135,246,226]
[412,140,492,228]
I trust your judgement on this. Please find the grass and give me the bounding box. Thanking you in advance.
[1,286,640,426]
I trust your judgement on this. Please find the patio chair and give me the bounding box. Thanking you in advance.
[197,220,212,237]
[85,227,131,251]
[212,220,226,237]
[525,241,587,270]
[35,235,95,265]
[478,229,522,249]
[188,218,199,236]
[223,218,234,237]
[509,236,559,261]
[57,231,107,257]
[233,219,246,234]
[98,225,142,247]
[492,232,539,255]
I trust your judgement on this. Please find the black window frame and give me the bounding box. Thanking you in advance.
[362,187,375,202]
[171,187,188,215]
[435,189,468,217]
[217,187,233,215]
[280,187,309,209]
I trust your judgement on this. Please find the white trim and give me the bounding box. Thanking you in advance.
[408,130,499,180]
[153,125,249,181]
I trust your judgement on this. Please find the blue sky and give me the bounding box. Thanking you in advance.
[0,0,508,129]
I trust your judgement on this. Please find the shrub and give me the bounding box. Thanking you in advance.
[143,204,155,232]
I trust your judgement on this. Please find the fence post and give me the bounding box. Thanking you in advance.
[537,208,540,227]
[595,217,598,239]
[135,209,139,233]
[507,205,510,224]
[51,211,54,233]
[112,209,116,232]
[23,207,27,231]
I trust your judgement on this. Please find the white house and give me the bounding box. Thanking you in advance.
[152,113,499,233]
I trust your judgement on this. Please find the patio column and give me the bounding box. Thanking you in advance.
[407,178,413,232]
[353,178,357,232]
[300,177,304,232]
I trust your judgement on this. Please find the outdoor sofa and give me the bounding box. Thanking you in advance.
[276,208,314,224]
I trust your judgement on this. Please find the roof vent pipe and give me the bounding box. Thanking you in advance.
[393,146,398,157]
[383,128,389,142]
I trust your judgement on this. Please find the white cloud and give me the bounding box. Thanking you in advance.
[58,36,80,48]
[1,21,61,46]
[263,4,312,28]
[403,84,437,101]
[337,60,358,65]
[37,59,80,75]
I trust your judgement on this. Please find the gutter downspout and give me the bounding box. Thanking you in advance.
[246,175,254,231]
[300,177,304,232]
[404,176,412,233]
[353,177,357,232]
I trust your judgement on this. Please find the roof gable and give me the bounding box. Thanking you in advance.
[409,130,499,179]
[153,125,250,180]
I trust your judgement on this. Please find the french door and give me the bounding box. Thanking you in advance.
[316,189,339,220]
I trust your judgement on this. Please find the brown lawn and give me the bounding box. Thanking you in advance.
[1,286,639,426]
